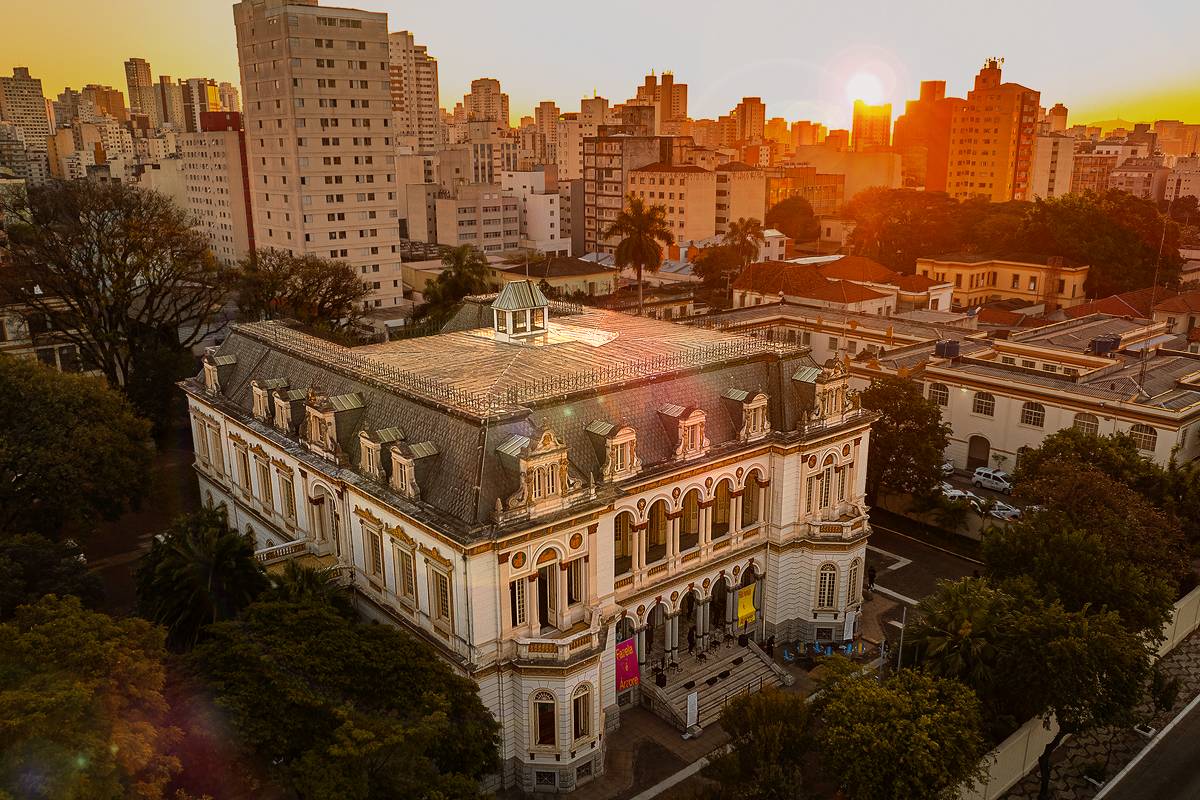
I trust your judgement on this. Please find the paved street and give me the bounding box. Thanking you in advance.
[866,520,981,603]
[1100,696,1200,800]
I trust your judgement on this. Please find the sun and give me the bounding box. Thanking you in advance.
[845,71,885,105]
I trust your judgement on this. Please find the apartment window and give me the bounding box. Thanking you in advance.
[1073,413,1099,436]
[928,382,949,407]
[533,691,556,748]
[972,392,995,417]
[1011,274,1020,289]
[394,545,417,606]
[509,577,527,627]
[279,473,296,521]
[817,564,837,608]
[235,446,251,490]
[683,422,703,454]
[431,568,452,627]
[847,558,861,606]
[1130,424,1157,453]
[256,460,273,507]
[364,525,383,577]
[530,462,559,500]
[572,684,592,741]
[1020,401,1045,428]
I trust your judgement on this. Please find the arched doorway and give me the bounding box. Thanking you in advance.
[311,485,340,556]
[738,566,763,642]
[966,436,990,471]
[710,579,731,641]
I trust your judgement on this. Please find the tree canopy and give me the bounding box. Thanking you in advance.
[135,508,268,651]
[235,248,369,332]
[691,244,743,289]
[0,354,152,537]
[722,217,766,271]
[420,245,492,320]
[186,601,499,800]
[814,663,987,800]
[0,180,230,422]
[703,689,812,800]
[764,197,819,243]
[603,194,675,315]
[858,376,950,501]
[0,533,103,620]
[0,595,181,799]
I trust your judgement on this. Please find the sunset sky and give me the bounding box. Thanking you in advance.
[3,0,1198,129]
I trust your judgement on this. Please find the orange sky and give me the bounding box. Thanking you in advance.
[2,0,1197,128]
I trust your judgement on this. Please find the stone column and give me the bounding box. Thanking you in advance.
[668,515,680,562]
[700,505,712,546]
[726,587,736,627]
[633,525,645,572]
[529,574,542,631]
[636,625,648,669]
[731,494,743,534]
[668,614,679,662]
[754,576,766,640]
[697,599,709,650]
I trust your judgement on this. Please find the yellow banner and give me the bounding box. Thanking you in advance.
[737,584,756,626]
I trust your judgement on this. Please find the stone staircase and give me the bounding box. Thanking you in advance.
[655,643,783,729]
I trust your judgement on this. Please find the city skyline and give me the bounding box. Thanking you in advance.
[3,0,1198,128]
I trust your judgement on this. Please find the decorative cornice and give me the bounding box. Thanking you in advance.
[354,505,383,527]
[421,544,453,568]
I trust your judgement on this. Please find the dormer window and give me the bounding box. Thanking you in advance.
[392,456,413,496]
[307,411,331,450]
[684,421,703,452]
[724,389,770,441]
[389,440,436,501]
[362,441,383,479]
[530,461,559,499]
[659,404,708,460]
[251,379,288,423]
[586,420,640,482]
[201,352,236,395]
[612,440,632,472]
[203,362,220,394]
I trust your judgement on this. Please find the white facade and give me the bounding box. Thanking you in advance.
[388,31,440,154]
[184,306,873,793]
[181,126,254,267]
[1030,132,1074,198]
[501,168,570,256]
[0,67,51,155]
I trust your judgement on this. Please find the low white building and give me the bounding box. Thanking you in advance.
[182,283,874,793]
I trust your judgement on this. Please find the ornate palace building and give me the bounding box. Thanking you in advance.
[181,281,874,793]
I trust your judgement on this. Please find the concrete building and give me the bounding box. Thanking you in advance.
[388,31,440,154]
[891,80,963,191]
[155,76,188,130]
[233,0,401,304]
[731,256,953,315]
[183,291,874,791]
[946,59,1040,202]
[851,100,891,151]
[1108,156,1170,202]
[916,254,1089,311]
[628,162,717,242]
[463,77,510,129]
[0,67,51,157]
[1044,103,1068,133]
[732,97,765,143]
[181,111,255,267]
[1164,156,1200,203]
[218,82,241,113]
[434,182,520,254]
[1071,151,1118,194]
[501,167,570,256]
[180,78,220,132]
[764,165,845,217]
[582,130,687,253]
[788,146,902,204]
[1154,120,1200,159]
[791,120,826,147]
[124,58,160,127]
[1030,132,1075,198]
[632,72,687,134]
[80,84,127,123]
[715,162,766,234]
[556,97,612,181]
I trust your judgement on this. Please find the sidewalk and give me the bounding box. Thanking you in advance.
[1001,629,1200,799]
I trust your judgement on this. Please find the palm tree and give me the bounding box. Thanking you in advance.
[603,194,675,315]
[723,217,766,272]
[908,578,1007,694]
[422,244,492,319]
[264,560,355,618]
[135,508,268,650]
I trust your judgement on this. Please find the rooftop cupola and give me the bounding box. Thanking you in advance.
[492,279,550,343]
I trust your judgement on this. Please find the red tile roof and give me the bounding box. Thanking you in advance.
[732,260,828,296]
[976,308,1046,328]
[804,280,890,304]
[715,161,760,172]
[630,162,712,174]
[1153,290,1200,314]
[1065,287,1172,319]
[815,256,899,283]
[892,273,942,292]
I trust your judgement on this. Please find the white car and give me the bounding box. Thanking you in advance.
[972,467,1013,495]
[941,461,956,477]
[988,500,1022,520]
[939,482,983,511]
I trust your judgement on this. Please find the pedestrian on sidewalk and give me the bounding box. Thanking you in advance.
[867,565,877,592]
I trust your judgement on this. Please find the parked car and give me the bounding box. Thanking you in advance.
[972,467,1013,495]
[941,461,955,477]
[988,500,1022,520]
[939,482,983,512]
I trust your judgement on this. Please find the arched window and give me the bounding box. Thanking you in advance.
[928,382,949,407]
[1130,424,1158,453]
[847,558,861,606]
[817,564,837,609]
[646,500,668,564]
[712,480,732,539]
[532,690,556,748]
[613,512,633,576]
[572,684,592,741]
[741,472,762,528]
[1020,401,1045,428]
[1073,412,1099,436]
[972,392,995,417]
[679,489,700,551]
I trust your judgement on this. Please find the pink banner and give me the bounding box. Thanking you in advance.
[615,636,639,692]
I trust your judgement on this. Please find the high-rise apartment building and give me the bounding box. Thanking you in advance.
[81,84,127,122]
[181,111,255,267]
[946,59,1040,202]
[732,97,765,143]
[1029,132,1074,198]
[180,78,220,132]
[791,120,826,147]
[0,68,52,154]
[388,31,439,153]
[156,76,188,129]
[582,130,688,253]
[124,58,160,126]
[633,72,687,133]
[233,0,400,298]
[1071,151,1119,194]
[463,77,510,129]
[218,82,241,113]
[556,96,611,181]
[1044,103,1068,133]
[891,80,964,191]
[533,100,559,164]
[850,100,891,151]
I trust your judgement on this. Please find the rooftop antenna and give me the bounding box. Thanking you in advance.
[1138,195,1172,387]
